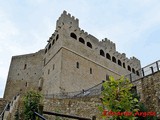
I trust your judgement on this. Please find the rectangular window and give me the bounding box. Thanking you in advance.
[106,74,109,80]
[24,64,27,69]
[53,64,55,70]
[48,69,50,74]
[90,68,92,74]
[76,62,79,68]
[25,82,28,87]
[44,58,46,66]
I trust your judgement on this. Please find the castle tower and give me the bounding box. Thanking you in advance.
[42,11,141,95]
[56,10,79,30]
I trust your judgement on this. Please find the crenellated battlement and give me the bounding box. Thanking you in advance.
[130,57,141,66]
[56,10,79,30]
[80,29,89,37]
[45,11,141,76]
[100,38,116,51]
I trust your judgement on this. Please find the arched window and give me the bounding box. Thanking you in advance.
[132,68,135,74]
[128,65,131,71]
[45,49,47,54]
[52,40,55,45]
[48,44,51,50]
[70,33,77,40]
[136,71,140,76]
[56,34,59,40]
[79,37,85,44]
[112,56,116,63]
[106,53,111,60]
[123,62,126,68]
[87,42,92,48]
[76,62,79,68]
[118,60,122,66]
[100,49,105,57]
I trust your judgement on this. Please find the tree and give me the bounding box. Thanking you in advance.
[99,76,139,120]
[23,90,42,120]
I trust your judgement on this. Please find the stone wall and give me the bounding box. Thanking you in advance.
[0,96,101,120]
[3,50,44,101]
[0,98,7,114]
[43,71,160,120]
[141,72,160,114]
[2,71,160,119]
[43,96,102,120]
[133,71,160,118]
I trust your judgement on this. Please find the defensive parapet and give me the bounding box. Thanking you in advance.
[100,38,116,51]
[45,10,141,76]
[56,10,79,30]
[130,57,141,67]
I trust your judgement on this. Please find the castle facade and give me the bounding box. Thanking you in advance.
[3,11,141,101]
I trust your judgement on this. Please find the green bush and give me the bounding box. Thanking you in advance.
[23,90,42,120]
[99,76,139,120]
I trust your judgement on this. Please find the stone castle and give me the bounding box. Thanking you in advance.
[3,10,141,101]
[3,11,160,120]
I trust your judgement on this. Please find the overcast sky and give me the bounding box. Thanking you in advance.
[0,0,160,97]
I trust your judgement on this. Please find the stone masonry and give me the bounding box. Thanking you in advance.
[3,10,141,101]
[133,71,160,118]
[0,11,149,120]
[43,96,102,120]
[0,99,7,115]
[42,71,160,119]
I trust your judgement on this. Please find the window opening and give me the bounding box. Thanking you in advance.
[136,71,140,76]
[118,60,122,66]
[132,68,135,74]
[70,33,77,40]
[87,42,92,48]
[90,68,92,74]
[123,63,126,68]
[24,64,27,69]
[79,37,85,44]
[48,44,51,50]
[112,56,116,63]
[76,62,79,68]
[106,53,111,60]
[53,64,55,70]
[106,74,109,80]
[56,34,59,40]
[100,50,105,57]
[52,40,55,45]
[128,65,131,71]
